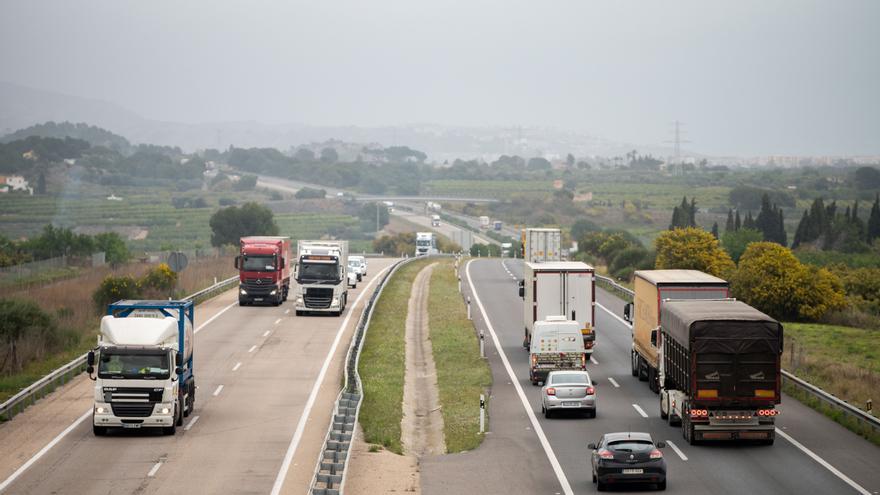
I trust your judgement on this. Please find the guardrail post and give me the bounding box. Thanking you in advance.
[479,394,485,434]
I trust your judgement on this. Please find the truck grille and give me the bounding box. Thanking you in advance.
[304,287,333,308]
[103,387,164,403]
[111,403,155,417]
[243,278,276,295]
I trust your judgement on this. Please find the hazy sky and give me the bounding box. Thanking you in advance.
[2,0,879,155]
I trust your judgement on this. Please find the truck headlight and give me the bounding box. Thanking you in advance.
[156,403,173,415]
[296,298,303,305]
[331,298,340,307]
[240,289,247,295]
[270,289,277,295]
[95,404,109,414]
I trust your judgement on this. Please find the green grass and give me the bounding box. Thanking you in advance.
[358,258,433,453]
[429,259,492,452]
[0,334,93,404]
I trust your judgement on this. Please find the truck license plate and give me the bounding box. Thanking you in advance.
[122,423,142,429]
[622,469,643,474]
[562,401,579,407]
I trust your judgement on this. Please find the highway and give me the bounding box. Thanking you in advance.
[0,258,396,495]
[465,258,880,495]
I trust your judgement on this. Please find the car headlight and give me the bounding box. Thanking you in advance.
[240,289,247,295]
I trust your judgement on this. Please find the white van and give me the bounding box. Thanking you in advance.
[529,316,587,385]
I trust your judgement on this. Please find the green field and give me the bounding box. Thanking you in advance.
[424,180,555,198]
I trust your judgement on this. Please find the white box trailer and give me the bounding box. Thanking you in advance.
[522,228,562,263]
[520,261,596,356]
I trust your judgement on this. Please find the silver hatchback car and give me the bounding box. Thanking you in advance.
[541,370,596,418]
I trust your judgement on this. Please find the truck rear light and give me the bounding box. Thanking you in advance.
[649,449,663,459]
[697,389,718,399]
[599,449,614,459]
[586,387,595,395]
[546,387,556,396]
[530,355,537,367]
[757,409,778,416]
[755,389,775,398]
[690,409,708,417]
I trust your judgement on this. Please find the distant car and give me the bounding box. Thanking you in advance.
[588,432,667,491]
[541,370,596,418]
[346,269,358,288]
[349,255,367,278]
[348,259,363,281]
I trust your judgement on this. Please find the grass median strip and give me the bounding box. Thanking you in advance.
[428,259,492,452]
[359,258,432,454]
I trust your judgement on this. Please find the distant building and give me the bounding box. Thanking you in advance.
[573,192,593,202]
[0,175,31,194]
[553,179,564,190]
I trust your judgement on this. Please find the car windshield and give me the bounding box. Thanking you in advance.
[300,262,339,282]
[98,351,170,379]
[550,373,590,385]
[607,440,655,453]
[242,255,276,272]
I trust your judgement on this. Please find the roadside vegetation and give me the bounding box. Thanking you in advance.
[428,259,492,452]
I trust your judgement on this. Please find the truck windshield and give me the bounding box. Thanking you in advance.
[299,262,339,282]
[242,255,276,272]
[417,240,432,247]
[98,351,170,379]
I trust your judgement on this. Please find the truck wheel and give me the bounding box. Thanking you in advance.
[631,351,639,377]
[176,399,184,426]
[638,357,648,382]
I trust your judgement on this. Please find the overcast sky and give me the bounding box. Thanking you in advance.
[2,0,878,156]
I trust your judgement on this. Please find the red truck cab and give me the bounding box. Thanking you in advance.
[235,236,291,306]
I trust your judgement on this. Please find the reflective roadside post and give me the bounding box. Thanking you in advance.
[479,394,485,434]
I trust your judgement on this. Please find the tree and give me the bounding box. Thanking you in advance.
[725,209,734,233]
[721,228,762,263]
[669,196,697,230]
[94,232,129,267]
[742,211,755,230]
[294,187,326,199]
[566,153,575,167]
[358,203,390,231]
[36,173,47,194]
[852,166,880,190]
[320,147,339,163]
[734,210,742,231]
[0,299,63,373]
[654,227,735,279]
[209,202,279,247]
[571,219,601,242]
[293,148,316,162]
[711,222,719,239]
[234,174,258,191]
[527,157,551,170]
[868,194,880,245]
[731,242,845,321]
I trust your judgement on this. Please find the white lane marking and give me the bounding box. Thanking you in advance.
[212,385,224,397]
[194,301,238,334]
[274,318,282,325]
[596,302,632,328]
[608,377,620,388]
[263,330,271,337]
[285,309,290,315]
[184,415,200,431]
[632,404,649,418]
[0,408,91,492]
[232,362,242,372]
[270,263,394,495]
[775,428,871,495]
[147,462,162,477]
[590,356,599,365]
[467,260,574,495]
[666,440,688,461]
[248,345,257,353]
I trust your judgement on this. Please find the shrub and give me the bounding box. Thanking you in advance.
[655,227,735,279]
[92,275,140,311]
[0,299,68,373]
[294,187,326,199]
[140,263,178,297]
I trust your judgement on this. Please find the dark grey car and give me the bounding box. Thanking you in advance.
[588,432,667,491]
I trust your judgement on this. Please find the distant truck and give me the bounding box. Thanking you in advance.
[529,316,587,385]
[235,236,291,306]
[479,216,490,229]
[520,261,596,356]
[658,299,782,445]
[415,232,437,256]
[294,240,349,316]
[623,270,729,393]
[431,214,441,227]
[522,228,562,263]
[88,300,195,436]
[493,220,503,231]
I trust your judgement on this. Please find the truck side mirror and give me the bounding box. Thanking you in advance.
[86,365,95,377]
[175,366,183,375]
[234,256,241,269]
[87,350,95,366]
[518,280,524,298]
[587,443,597,450]
[623,302,633,323]
[650,328,658,347]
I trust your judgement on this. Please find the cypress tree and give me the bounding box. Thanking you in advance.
[777,209,787,246]
[792,210,809,248]
[735,210,742,231]
[725,209,735,233]
[743,212,755,230]
[689,197,697,227]
[711,222,719,239]
[867,194,880,245]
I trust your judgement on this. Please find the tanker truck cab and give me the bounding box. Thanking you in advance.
[529,316,587,385]
[87,300,195,436]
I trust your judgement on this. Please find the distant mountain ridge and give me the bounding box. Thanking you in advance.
[0,81,676,160]
[1,121,132,154]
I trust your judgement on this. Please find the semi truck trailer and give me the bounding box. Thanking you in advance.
[520,261,596,356]
[521,228,562,263]
[294,240,349,316]
[88,300,195,436]
[623,270,729,393]
[658,299,782,445]
[235,236,291,306]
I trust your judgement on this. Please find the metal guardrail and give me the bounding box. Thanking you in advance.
[594,273,878,432]
[0,275,239,422]
[309,257,413,495]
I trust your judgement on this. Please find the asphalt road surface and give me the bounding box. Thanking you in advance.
[0,258,397,495]
[466,258,880,495]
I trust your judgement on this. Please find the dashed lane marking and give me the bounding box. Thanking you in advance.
[666,440,688,461]
[212,385,224,397]
[632,404,649,418]
[184,415,200,431]
[596,302,632,328]
[775,428,870,495]
[608,377,620,388]
[590,356,599,365]
[274,318,282,325]
[147,462,162,477]
[263,330,271,337]
[248,345,257,353]
[232,362,242,371]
